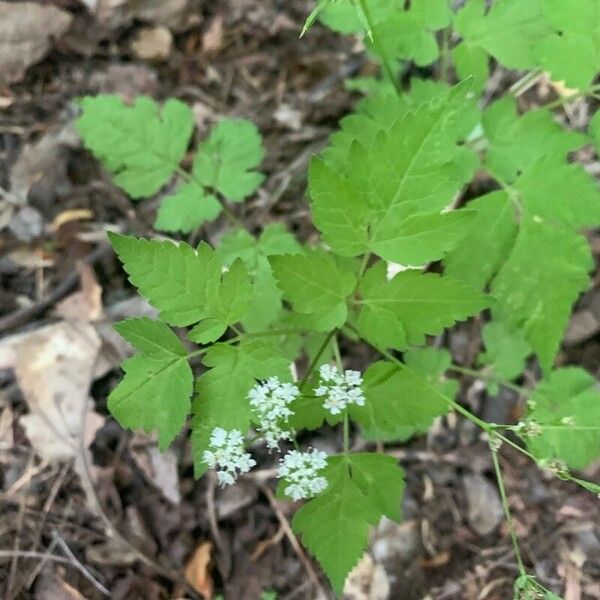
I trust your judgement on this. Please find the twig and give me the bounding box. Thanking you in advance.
[0,242,112,335]
[206,471,230,578]
[259,484,328,598]
[51,531,111,596]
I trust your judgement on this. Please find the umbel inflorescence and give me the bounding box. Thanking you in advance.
[202,364,365,494]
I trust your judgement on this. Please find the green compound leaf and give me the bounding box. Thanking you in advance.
[370,207,476,265]
[192,118,265,201]
[352,359,449,436]
[482,97,587,184]
[491,220,593,374]
[108,318,193,450]
[293,453,404,593]
[77,95,193,198]
[357,262,489,350]
[452,43,488,94]
[217,225,303,331]
[270,249,356,330]
[154,183,222,233]
[522,368,600,469]
[191,340,290,476]
[361,346,458,442]
[187,259,253,343]
[443,191,518,291]
[109,233,221,327]
[455,0,551,70]
[310,83,479,262]
[319,0,451,66]
[535,0,600,90]
[373,0,451,67]
[308,154,370,257]
[514,157,600,230]
[479,322,531,391]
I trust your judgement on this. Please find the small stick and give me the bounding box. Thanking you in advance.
[259,484,327,598]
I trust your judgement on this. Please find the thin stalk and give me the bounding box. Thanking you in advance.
[299,330,336,391]
[356,0,401,95]
[343,413,350,456]
[490,445,528,576]
[241,328,306,339]
[439,26,451,84]
[332,334,343,371]
[447,364,529,395]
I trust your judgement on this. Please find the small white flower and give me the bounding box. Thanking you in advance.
[314,364,366,415]
[319,364,342,383]
[278,449,329,501]
[248,377,300,450]
[203,427,256,486]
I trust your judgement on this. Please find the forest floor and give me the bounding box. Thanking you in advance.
[1,1,600,599]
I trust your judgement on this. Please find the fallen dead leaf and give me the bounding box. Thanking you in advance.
[463,473,503,536]
[86,534,140,567]
[129,432,181,504]
[6,247,55,270]
[9,123,79,207]
[94,0,195,32]
[185,541,214,599]
[15,321,104,462]
[343,553,390,600]
[0,404,14,452]
[0,1,73,84]
[202,15,224,53]
[34,569,86,600]
[131,26,172,61]
[55,263,104,322]
[0,264,106,514]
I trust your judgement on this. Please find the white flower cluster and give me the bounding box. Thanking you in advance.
[278,449,329,501]
[315,364,366,415]
[202,428,256,486]
[248,377,299,449]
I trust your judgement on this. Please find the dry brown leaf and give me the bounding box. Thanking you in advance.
[34,569,86,600]
[185,541,214,599]
[129,432,181,504]
[343,554,390,600]
[55,263,104,322]
[0,2,72,84]
[9,123,79,207]
[16,321,104,462]
[94,0,193,32]
[131,26,173,61]
[0,404,14,452]
[202,15,224,53]
[6,247,55,269]
[0,265,105,492]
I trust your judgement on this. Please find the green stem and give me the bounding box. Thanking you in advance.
[490,445,528,576]
[241,328,304,339]
[439,26,451,84]
[356,0,401,95]
[332,334,343,371]
[300,330,336,391]
[343,413,350,456]
[447,364,529,395]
